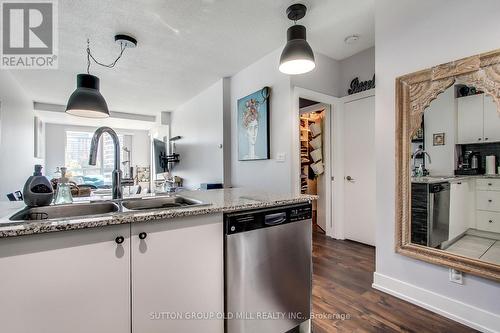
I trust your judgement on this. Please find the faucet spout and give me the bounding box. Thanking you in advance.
[412,147,432,174]
[89,127,122,200]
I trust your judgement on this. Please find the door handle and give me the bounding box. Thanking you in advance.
[345,176,355,181]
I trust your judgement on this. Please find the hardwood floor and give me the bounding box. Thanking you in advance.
[311,232,478,333]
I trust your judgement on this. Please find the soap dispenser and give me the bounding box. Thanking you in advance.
[23,165,54,207]
[54,167,73,205]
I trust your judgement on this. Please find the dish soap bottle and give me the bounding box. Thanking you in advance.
[54,167,73,205]
[23,165,54,207]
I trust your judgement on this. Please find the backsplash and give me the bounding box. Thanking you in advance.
[459,142,500,169]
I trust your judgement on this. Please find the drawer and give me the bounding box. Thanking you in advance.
[476,191,500,212]
[476,211,500,233]
[476,178,500,191]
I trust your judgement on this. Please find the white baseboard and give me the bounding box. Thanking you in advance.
[372,272,500,333]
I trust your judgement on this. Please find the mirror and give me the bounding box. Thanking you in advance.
[396,49,500,281]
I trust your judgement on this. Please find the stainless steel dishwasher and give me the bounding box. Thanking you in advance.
[224,203,312,333]
[428,182,450,248]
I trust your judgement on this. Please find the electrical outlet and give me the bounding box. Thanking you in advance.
[276,153,286,162]
[449,268,463,284]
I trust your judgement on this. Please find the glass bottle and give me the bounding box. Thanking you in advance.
[54,167,73,205]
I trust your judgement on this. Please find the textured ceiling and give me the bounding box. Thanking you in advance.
[9,0,374,115]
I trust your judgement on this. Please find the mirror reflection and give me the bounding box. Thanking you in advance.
[411,84,500,266]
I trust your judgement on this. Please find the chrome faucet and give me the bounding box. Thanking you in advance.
[89,127,122,200]
[413,147,432,174]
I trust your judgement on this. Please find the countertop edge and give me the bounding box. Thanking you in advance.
[0,196,314,239]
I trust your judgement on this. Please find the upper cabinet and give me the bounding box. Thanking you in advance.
[457,94,484,144]
[457,93,500,144]
[483,95,500,142]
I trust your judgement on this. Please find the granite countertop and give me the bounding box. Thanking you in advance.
[0,188,316,238]
[411,174,500,184]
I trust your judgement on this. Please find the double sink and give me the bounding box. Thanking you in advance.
[10,196,209,221]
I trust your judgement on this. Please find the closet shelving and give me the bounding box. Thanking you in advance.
[300,113,323,194]
[300,116,312,194]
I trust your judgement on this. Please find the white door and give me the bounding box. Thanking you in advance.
[483,94,500,143]
[344,95,376,246]
[0,225,131,333]
[457,94,484,144]
[131,214,223,333]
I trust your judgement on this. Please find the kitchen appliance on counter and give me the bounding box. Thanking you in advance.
[224,203,312,333]
[455,151,483,175]
[411,182,450,248]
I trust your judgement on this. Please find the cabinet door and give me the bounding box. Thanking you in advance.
[457,94,484,144]
[449,180,475,240]
[131,214,223,333]
[0,225,131,333]
[483,94,500,142]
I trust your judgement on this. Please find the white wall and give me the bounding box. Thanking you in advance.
[424,87,456,176]
[339,47,375,97]
[171,80,224,190]
[375,0,500,331]
[230,49,293,193]
[0,72,36,197]
[291,52,341,97]
[45,123,150,178]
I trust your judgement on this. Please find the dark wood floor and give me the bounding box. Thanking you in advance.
[311,232,478,333]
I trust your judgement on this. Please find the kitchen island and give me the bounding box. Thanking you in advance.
[0,188,315,333]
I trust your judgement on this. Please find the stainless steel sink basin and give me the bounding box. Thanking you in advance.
[122,196,208,211]
[10,202,120,221]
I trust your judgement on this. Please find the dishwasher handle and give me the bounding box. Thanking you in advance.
[264,212,287,226]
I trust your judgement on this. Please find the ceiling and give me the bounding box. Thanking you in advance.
[9,0,374,115]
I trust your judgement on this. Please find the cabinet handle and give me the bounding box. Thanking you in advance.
[485,137,489,141]
[115,236,125,244]
[488,183,493,186]
[457,182,462,185]
[478,138,482,141]
[488,199,493,203]
[489,220,493,223]
[139,232,148,240]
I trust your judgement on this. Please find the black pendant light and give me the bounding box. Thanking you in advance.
[279,4,315,75]
[66,74,109,118]
[66,35,137,118]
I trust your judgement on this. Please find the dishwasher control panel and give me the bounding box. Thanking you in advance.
[224,203,312,235]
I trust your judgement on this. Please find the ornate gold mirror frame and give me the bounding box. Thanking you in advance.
[396,49,500,281]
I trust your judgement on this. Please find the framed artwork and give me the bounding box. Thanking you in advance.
[237,87,270,161]
[433,133,445,146]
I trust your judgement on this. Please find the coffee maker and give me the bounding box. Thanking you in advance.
[456,151,483,175]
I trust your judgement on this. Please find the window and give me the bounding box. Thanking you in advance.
[65,131,124,187]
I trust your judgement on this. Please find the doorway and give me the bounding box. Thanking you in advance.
[299,98,329,233]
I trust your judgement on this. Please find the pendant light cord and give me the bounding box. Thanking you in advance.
[86,39,126,74]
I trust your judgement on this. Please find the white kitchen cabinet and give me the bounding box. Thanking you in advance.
[483,94,500,142]
[457,94,484,144]
[476,178,500,191]
[449,180,475,240]
[476,190,500,211]
[0,225,131,333]
[131,214,223,333]
[475,177,500,233]
[476,210,500,233]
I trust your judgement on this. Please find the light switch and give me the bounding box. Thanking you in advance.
[276,153,286,162]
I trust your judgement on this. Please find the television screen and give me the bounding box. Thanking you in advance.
[153,139,168,174]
